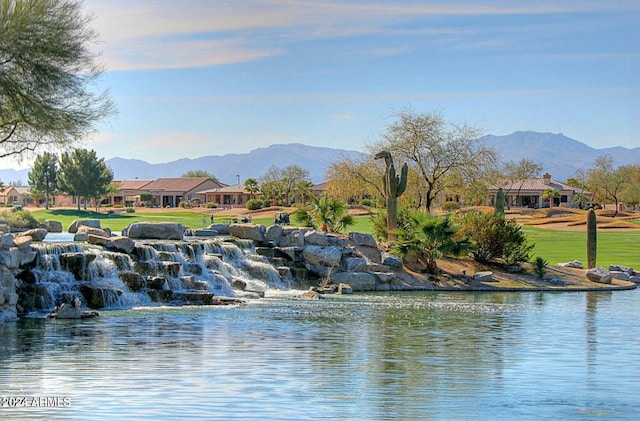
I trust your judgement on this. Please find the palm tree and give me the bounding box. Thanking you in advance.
[541,188,560,208]
[293,180,314,205]
[292,195,354,233]
[244,178,260,199]
[390,210,473,274]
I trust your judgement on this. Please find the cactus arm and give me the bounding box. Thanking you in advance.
[397,163,408,196]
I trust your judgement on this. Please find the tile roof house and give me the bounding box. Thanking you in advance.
[196,184,250,207]
[135,177,224,207]
[489,173,591,208]
[0,185,32,205]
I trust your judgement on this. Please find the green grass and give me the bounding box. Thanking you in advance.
[31,209,209,232]
[524,227,640,268]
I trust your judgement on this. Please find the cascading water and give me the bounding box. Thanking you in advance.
[20,237,292,314]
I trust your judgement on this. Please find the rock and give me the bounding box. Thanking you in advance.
[192,229,218,237]
[16,228,48,242]
[0,223,10,234]
[559,260,584,269]
[75,226,111,242]
[265,225,284,242]
[381,252,404,269]
[172,290,214,305]
[13,236,32,251]
[304,230,330,246]
[87,234,108,246]
[229,223,266,242]
[348,232,377,248]
[299,289,323,300]
[120,271,145,292]
[209,223,230,235]
[610,271,630,281]
[54,302,82,319]
[40,220,63,233]
[124,222,185,240]
[344,256,367,272]
[302,245,343,267]
[280,230,305,247]
[79,284,123,309]
[337,283,353,294]
[68,219,101,234]
[0,234,14,250]
[105,236,135,254]
[331,272,378,291]
[147,276,170,290]
[609,265,634,275]
[59,252,97,280]
[585,267,612,284]
[474,271,495,282]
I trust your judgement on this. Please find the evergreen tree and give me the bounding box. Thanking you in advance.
[58,149,113,210]
[27,152,58,209]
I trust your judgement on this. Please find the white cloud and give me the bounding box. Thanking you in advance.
[84,0,638,72]
[331,111,357,121]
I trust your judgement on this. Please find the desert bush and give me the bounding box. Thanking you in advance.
[371,207,413,242]
[125,207,135,213]
[456,211,534,264]
[441,201,460,212]
[205,202,217,208]
[359,198,372,207]
[246,199,264,211]
[0,209,39,229]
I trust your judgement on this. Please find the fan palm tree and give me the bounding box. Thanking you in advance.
[244,178,260,199]
[292,195,354,233]
[541,188,560,208]
[390,210,473,274]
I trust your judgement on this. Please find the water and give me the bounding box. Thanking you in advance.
[1,290,639,420]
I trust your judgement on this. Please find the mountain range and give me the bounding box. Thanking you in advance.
[1,131,638,185]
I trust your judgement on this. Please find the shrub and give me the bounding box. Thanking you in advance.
[178,200,193,209]
[533,256,548,278]
[371,207,413,242]
[125,207,135,213]
[359,198,372,207]
[205,202,217,209]
[456,211,534,265]
[246,199,264,211]
[441,201,460,212]
[0,209,39,229]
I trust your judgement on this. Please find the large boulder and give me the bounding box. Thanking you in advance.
[280,230,305,247]
[304,230,330,246]
[348,232,377,248]
[229,223,266,242]
[68,219,101,234]
[124,222,185,240]
[40,220,63,233]
[586,267,612,284]
[105,236,135,254]
[331,271,378,291]
[16,228,48,242]
[302,245,343,267]
[74,226,111,242]
[265,225,284,243]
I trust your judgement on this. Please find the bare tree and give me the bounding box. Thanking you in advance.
[500,159,542,208]
[371,109,498,212]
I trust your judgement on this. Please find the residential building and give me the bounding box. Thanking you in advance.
[489,173,591,208]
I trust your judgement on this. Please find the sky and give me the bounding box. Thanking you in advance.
[6,0,640,168]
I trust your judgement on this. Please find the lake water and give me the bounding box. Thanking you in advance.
[1,289,639,420]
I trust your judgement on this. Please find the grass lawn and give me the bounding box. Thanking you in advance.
[29,209,210,232]
[524,227,640,269]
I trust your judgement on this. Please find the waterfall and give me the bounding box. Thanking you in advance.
[21,237,293,313]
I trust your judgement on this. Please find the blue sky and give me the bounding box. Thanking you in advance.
[13,0,640,168]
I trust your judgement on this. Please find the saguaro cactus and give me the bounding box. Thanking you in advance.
[587,209,597,269]
[374,151,408,240]
[495,187,505,216]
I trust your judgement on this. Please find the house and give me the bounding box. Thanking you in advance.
[197,184,250,207]
[490,173,591,208]
[0,185,32,206]
[109,179,153,206]
[141,177,224,207]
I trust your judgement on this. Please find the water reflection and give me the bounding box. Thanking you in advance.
[1,291,639,420]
